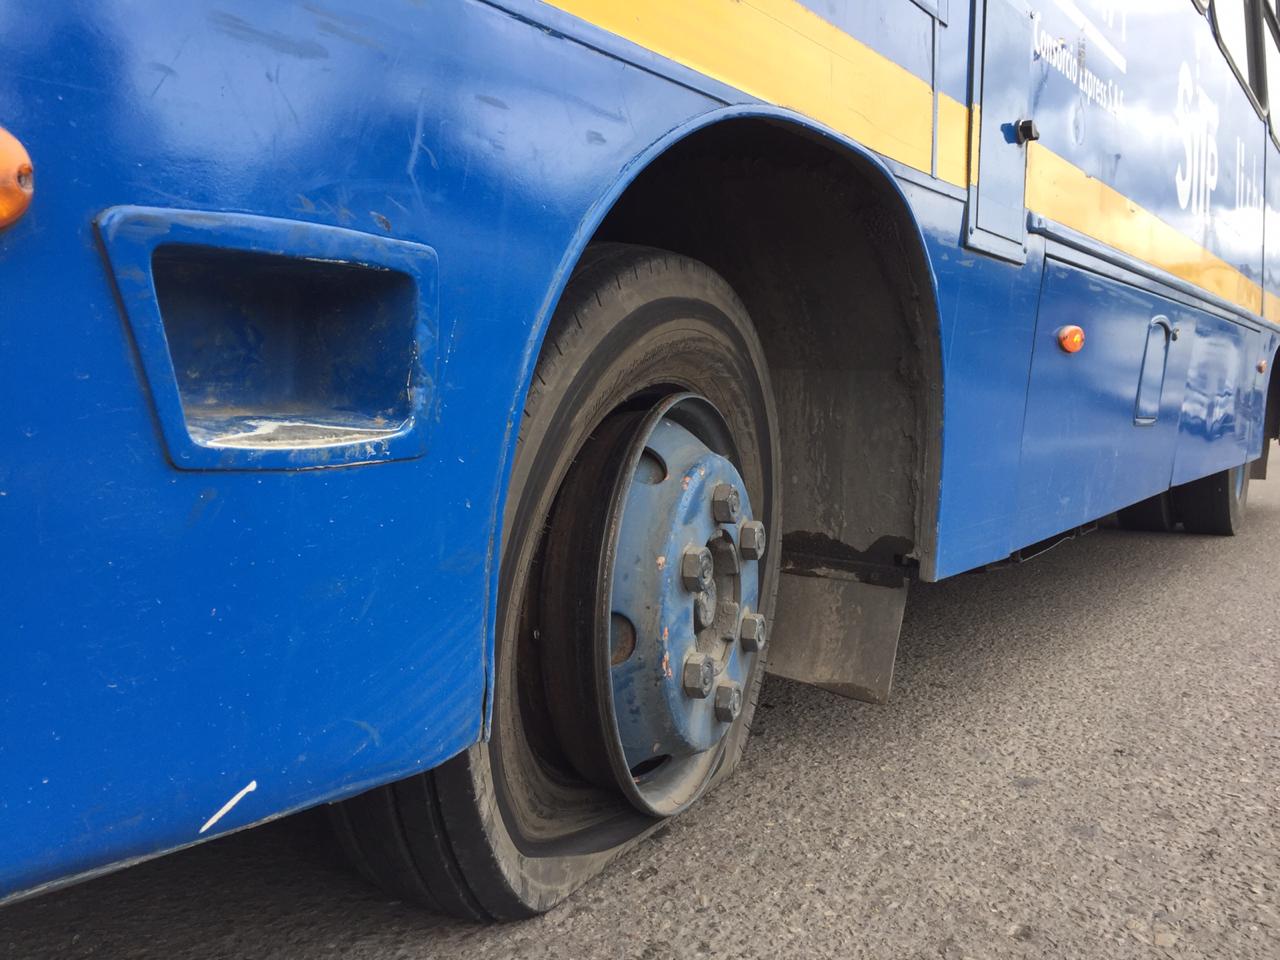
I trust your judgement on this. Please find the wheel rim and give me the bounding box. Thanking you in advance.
[504,376,771,849]
[593,393,766,817]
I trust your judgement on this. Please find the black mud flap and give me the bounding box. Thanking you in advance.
[765,568,908,704]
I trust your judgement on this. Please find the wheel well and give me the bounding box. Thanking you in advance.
[594,117,943,579]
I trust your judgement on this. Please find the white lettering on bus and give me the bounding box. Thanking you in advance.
[1235,137,1262,213]
[1033,20,1126,118]
[1174,59,1219,225]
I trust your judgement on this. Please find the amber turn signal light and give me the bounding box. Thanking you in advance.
[1057,324,1085,353]
[0,126,34,230]
[1259,359,1268,374]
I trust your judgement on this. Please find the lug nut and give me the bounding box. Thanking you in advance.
[681,546,715,593]
[711,483,741,523]
[740,613,767,653]
[682,653,716,699]
[714,681,742,722]
[739,520,766,560]
[694,590,716,631]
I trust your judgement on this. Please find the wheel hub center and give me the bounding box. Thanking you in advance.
[607,410,766,778]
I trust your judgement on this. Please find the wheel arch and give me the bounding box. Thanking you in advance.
[584,108,946,581]
[496,105,946,718]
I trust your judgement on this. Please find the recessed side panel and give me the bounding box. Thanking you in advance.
[97,206,440,470]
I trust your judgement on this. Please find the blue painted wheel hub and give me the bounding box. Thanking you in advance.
[596,393,767,817]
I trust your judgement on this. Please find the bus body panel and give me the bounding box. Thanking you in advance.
[1016,263,1192,544]
[0,0,720,897]
[3,0,1279,901]
[914,183,1047,576]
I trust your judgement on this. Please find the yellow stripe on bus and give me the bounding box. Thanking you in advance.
[935,95,972,188]
[1025,144,1263,315]
[546,0,937,177]
[545,0,1267,319]
[1263,290,1280,325]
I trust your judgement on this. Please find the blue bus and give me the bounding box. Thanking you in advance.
[2,0,1278,918]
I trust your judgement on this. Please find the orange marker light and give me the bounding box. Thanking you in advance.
[1057,324,1086,354]
[0,126,34,230]
[1259,359,1268,374]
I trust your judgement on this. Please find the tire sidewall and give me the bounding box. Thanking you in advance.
[446,246,780,916]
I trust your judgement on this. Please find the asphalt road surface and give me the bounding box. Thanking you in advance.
[5,480,1280,960]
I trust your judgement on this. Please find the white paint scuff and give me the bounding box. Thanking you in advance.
[198,780,258,835]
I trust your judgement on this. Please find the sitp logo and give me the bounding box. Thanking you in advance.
[1174,59,1219,225]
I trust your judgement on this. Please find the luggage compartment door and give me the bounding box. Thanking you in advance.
[1016,262,1190,545]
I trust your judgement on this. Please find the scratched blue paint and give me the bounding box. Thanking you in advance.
[2,0,1279,902]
